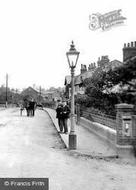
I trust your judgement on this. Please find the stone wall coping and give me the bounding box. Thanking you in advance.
[81,117,116,134]
[116,144,133,149]
[115,103,134,109]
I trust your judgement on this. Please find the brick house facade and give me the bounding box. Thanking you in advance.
[64,57,122,99]
[64,41,136,99]
[21,87,39,101]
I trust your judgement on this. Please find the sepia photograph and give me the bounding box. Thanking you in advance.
[0,0,136,189]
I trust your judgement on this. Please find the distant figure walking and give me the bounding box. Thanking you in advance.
[24,99,30,116]
[56,102,63,133]
[20,104,24,116]
[29,99,37,116]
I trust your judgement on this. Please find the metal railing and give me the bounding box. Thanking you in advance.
[80,106,116,130]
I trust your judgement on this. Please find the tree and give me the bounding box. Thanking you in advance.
[105,59,136,90]
[81,59,136,115]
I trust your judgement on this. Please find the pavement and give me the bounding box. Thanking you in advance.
[44,108,118,158]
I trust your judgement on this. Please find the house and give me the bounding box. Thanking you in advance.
[107,59,123,70]
[44,88,64,102]
[64,63,96,98]
[74,63,96,95]
[64,76,71,99]
[105,41,136,94]
[64,56,123,98]
[123,41,136,62]
[21,87,39,102]
[97,56,123,71]
[64,41,136,99]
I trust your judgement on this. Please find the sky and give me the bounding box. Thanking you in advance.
[0,0,136,91]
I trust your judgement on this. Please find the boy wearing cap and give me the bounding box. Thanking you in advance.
[56,102,64,133]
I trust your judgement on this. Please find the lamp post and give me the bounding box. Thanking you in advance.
[66,41,80,150]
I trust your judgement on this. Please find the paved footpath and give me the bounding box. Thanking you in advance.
[45,108,117,158]
[0,108,136,190]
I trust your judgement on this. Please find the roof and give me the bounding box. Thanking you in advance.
[74,70,94,85]
[124,55,136,64]
[64,76,71,85]
[110,59,122,66]
[64,59,123,86]
[21,87,38,95]
[44,91,58,95]
[108,60,123,70]
[64,70,94,86]
[110,84,130,93]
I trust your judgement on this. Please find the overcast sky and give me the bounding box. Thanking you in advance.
[0,0,136,90]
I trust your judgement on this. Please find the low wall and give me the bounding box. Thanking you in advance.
[79,117,116,148]
[81,110,116,130]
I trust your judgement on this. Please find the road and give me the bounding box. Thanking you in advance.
[0,108,135,190]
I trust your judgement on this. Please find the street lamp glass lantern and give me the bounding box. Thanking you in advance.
[66,41,80,68]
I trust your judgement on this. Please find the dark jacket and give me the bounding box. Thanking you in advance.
[62,105,70,119]
[29,101,36,110]
[56,105,63,118]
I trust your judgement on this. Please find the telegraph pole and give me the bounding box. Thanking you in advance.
[39,86,42,103]
[5,73,8,108]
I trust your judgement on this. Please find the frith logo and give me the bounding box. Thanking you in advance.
[89,9,126,31]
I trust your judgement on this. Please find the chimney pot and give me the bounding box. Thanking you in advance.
[131,42,133,47]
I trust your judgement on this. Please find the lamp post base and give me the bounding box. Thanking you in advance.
[68,133,77,150]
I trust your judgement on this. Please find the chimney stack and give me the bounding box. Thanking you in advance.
[123,41,136,62]
[80,64,87,74]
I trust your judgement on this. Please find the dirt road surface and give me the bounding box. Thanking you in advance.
[0,108,135,190]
